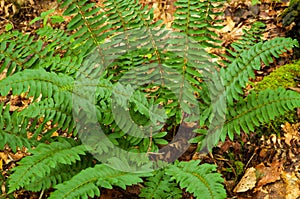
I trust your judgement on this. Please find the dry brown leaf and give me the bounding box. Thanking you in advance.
[281,171,300,199]
[7,151,26,162]
[253,180,286,199]
[255,161,283,192]
[234,167,257,193]
[282,122,300,145]
[220,16,236,33]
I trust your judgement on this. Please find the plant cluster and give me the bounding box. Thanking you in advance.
[0,0,300,198]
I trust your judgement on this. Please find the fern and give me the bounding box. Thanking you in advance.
[222,37,298,105]
[173,0,224,49]
[221,21,266,65]
[0,68,73,100]
[59,0,106,54]
[222,88,300,141]
[139,169,182,199]
[48,164,151,199]
[8,139,87,193]
[1,0,300,198]
[165,160,226,199]
[0,103,33,152]
[199,37,298,150]
[23,156,94,192]
[0,31,44,75]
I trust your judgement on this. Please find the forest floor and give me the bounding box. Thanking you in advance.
[1,0,300,199]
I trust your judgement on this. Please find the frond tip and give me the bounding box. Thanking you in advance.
[223,37,299,105]
[222,88,300,141]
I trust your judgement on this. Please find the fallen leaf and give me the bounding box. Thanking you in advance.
[281,171,300,199]
[234,167,257,193]
[253,180,286,199]
[220,16,236,33]
[0,152,9,165]
[282,122,300,145]
[255,161,283,192]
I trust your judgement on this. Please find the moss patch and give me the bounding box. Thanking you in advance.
[253,60,300,92]
[251,60,300,136]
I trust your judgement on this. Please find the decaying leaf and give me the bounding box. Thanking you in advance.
[255,161,283,192]
[234,167,257,193]
[281,171,300,199]
[282,122,300,145]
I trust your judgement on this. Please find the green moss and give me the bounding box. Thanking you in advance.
[254,60,300,92]
[252,60,300,136]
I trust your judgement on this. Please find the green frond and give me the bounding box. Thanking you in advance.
[165,160,226,199]
[139,169,182,199]
[231,21,265,52]
[222,88,300,141]
[223,37,299,105]
[99,0,168,82]
[23,155,94,192]
[0,31,47,75]
[8,139,87,193]
[173,0,224,49]
[222,21,266,64]
[49,164,151,199]
[0,103,33,152]
[58,0,107,54]
[36,26,79,56]
[161,0,226,125]
[0,68,74,101]
[0,26,84,76]
[20,98,75,133]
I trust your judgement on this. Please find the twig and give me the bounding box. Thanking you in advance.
[39,190,44,199]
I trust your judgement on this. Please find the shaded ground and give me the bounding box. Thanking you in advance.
[0,0,300,198]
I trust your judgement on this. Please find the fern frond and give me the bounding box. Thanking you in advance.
[49,164,151,199]
[160,0,225,125]
[0,31,47,75]
[0,103,33,152]
[36,26,79,56]
[231,21,265,53]
[221,88,300,141]
[0,26,84,77]
[58,0,107,54]
[23,155,94,192]
[20,98,75,133]
[222,21,266,64]
[165,160,226,199]
[139,169,182,199]
[173,0,224,49]
[100,0,168,82]
[8,139,87,193]
[223,37,299,105]
[0,68,73,101]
